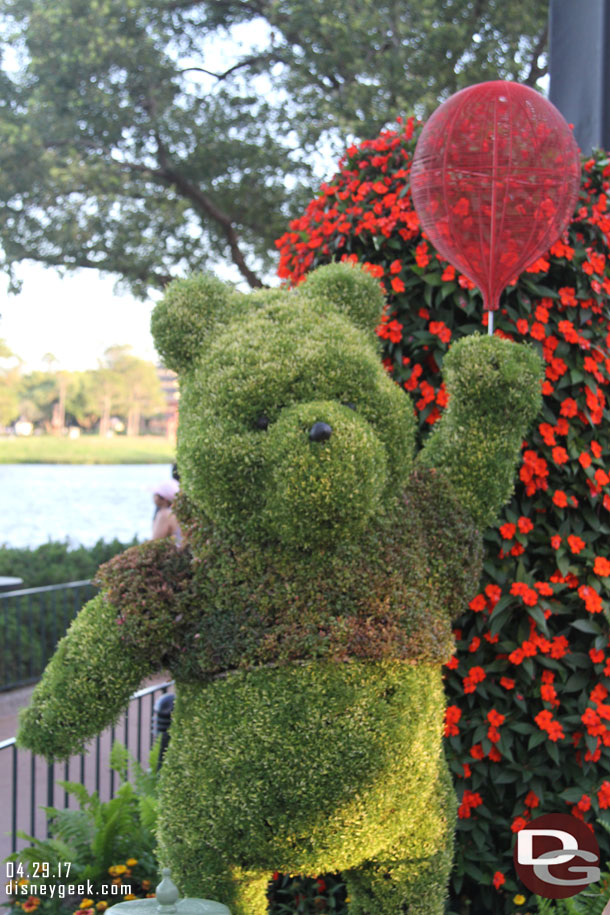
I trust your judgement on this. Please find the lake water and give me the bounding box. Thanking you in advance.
[0,464,175,548]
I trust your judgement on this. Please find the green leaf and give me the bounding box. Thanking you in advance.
[571,618,602,635]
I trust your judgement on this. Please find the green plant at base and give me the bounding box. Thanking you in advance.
[3,741,160,915]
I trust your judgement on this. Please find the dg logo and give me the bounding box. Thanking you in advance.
[514,813,601,899]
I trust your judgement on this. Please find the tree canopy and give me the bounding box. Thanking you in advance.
[0,0,548,293]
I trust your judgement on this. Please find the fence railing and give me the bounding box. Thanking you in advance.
[0,678,174,890]
[0,580,96,691]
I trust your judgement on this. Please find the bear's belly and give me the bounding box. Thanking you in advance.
[157,659,450,876]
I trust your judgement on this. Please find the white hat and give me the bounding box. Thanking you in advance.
[154,479,180,502]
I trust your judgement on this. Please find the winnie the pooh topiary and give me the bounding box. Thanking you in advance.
[18,263,542,915]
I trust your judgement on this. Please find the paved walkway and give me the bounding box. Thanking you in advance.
[0,683,36,742]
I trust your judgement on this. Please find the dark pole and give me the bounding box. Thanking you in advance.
[549,0,610,153]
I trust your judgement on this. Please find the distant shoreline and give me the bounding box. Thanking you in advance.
[0,435,175,464]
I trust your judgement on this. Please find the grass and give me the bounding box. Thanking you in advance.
[0,434,175,464]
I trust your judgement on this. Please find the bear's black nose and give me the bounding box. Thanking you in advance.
[309,421,332,442]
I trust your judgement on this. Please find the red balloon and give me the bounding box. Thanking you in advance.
[411,81,581,312]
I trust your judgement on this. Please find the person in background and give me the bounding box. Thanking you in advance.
[152,479,181,544]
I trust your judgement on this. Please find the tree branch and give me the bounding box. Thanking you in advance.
[179,51,285,81]
[145,115,264,288]
[3,243,173,289]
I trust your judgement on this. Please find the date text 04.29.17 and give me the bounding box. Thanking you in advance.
[6,863,72,880]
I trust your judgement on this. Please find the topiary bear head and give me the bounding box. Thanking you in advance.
[151,263,416,551]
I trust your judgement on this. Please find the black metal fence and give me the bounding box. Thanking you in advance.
[0,678,174,896]
[0,580,96,691]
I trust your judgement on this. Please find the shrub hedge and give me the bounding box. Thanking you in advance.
[277,118,610,913]
[0,538,137,588]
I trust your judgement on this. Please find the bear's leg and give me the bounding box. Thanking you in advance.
[229,868,270,915]
[161,853,269,915]
[343,763,456,915]
[343,844,452,915]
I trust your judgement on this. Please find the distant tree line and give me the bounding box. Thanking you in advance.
[0,341,167,434]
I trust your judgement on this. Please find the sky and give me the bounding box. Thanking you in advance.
[0,267,160,371]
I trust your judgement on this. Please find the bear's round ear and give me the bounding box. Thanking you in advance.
[151,273,240,373]
[298,261,386,334]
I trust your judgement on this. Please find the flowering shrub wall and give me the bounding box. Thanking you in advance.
[277,120,610,913]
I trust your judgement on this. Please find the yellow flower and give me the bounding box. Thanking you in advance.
[123,895,137,901]
[145,894,155,899]
[108,864,127,877]
[79,900,94,909]
[96,903,108,912]
[513,896,526,906]
[18,880,29,887]
[22,899,40,912]
[108,865,127,877]
[111,879,122,887]
[141,881,151,891]
[126,859,138,867]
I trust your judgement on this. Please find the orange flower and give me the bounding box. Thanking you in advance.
[552,490,568,508]
[594,557,610,576]
[567,535,586,554]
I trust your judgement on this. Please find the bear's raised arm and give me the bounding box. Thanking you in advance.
[417,334,543,528]
[17,540,192,761]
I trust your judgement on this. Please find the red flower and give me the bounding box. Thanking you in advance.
[428,320,451,344]
[468,593,487,613]
[415,241,430,268]
[567,535,586,554]
[597,781,610,809]
[487,709,505,727]
[499,522,516,540]
[463,666,486,693]
[492,871,505,890]
[560,397,578,417]
[595,469,610,487]
[444,705,462,737]
[552,490,568,508]
[535,709,565,741]
[552,446,569,465]
[578,585,603,613]
[511,817,528,833]
[518,516,534,533]
[458,790,483,818]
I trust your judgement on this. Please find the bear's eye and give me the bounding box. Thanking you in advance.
[255,414,270,430]
[342,402,357,411]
